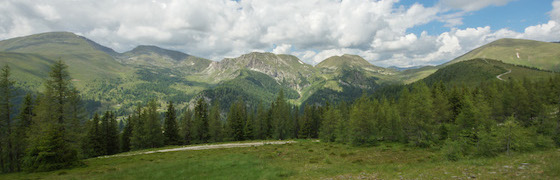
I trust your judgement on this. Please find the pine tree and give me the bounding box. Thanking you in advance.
[164,101,180,145]
[272,90,290,139]
[208,102,223,142]
[0,65,15,172]
[25,60,81,171]
[83,113,102,157]
[349,94,376,146]
[105,112,119,155]
[255,102,267,139]
[319,105,340,142]
[130,104,147,149]
[14,93,34,171]
[144,100,163,148]
[194,98,209,143]
[408,82,435,147]
[227,98,246,141]
[180,109,193,145]
[299,104,313,139]
[120,116,133,152]
[244,110,255,140]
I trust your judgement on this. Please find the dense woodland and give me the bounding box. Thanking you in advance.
[0,61,559,173]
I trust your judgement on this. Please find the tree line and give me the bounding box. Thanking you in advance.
[1,61,559,173]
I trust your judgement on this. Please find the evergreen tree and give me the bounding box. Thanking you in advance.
[130,104,147,149]
[163,101,180,145]
[299,104,313,139]
[25,60,81,171]
[105,112,119,155]
[349,95,376,146]
[208,102,223,142]
[227,98,246,141]
[194,98,209,143]
[255,102,268,139]
[0,65,15,172]
[180,109,193,145]
[14,93,34,171]
[244,110,255,140]
[272,90,290,139]
[120,116,133,152]
[319,105,340,142]
[144,100,164,148]
[82,113,102,157]
[408,82,435,147]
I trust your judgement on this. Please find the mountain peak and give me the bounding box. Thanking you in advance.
[0,31,118,56]
[316,54,372,69]
[127,45,189,61]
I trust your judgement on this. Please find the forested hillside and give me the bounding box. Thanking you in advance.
[1,58,559,172]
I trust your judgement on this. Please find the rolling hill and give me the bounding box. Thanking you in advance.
[2,32,559,114]
[446,38,560,71]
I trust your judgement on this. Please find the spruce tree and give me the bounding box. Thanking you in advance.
[208,102,223,142]
[180,109,193,145]
[14,93,34,171]
[0,65,15,172]
[164,101,180,145]
[319,105,340,142]
[227,98,246,141]
[25,60,81,171]
[194,98,209,143]
[145,100,164,148]
[120,116,133,152]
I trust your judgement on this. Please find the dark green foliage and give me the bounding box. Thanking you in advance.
[1,65,16,172]
[227,98,246,141]
[144,100,164,148]
[271,90,292,140]
[208,102,223,142]
[201,70,299,111]
[120,116,133,152]
[163,101,180,145]
[14,94,34,171]
[349,95,376,146]
[319,105,340,142]
[194,98,209,143]
[82,113,102,158]
[180,109,193,145]
[24,61,82,172]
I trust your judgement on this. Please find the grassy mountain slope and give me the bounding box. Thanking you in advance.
[0,32,130,89]
[447,38,560,71]
[423,58,557,86]
[118,45,212,73]
[198,69,299,110]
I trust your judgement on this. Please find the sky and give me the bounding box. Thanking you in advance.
[1,0,559,67]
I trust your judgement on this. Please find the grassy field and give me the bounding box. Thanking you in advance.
[2,140,559,179]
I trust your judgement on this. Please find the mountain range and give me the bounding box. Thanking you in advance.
[1,32,558,114]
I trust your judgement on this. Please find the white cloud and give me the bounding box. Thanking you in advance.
[0,0,559,68]
[272,44,292,54]
[438,0,516,12]
[552,0,560,22]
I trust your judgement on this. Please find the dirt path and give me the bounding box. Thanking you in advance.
[496,69,512,81]
[99,140,297,158]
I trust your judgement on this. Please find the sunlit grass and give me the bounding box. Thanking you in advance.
[1,140,558,179]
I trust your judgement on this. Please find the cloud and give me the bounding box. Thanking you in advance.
[551,0,560,22]
[272,44,292,54]
[438,0,516,12]
[0,0,559,68]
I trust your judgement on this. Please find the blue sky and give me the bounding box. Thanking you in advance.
[1,0,559,67]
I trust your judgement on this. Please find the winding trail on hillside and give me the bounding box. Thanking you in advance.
[496,69,512,81]
[98,140,297,158]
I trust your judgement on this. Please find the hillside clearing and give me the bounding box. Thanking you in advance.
[2,140,559,179]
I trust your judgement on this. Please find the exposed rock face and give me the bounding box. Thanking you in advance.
[203,52,317,91]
